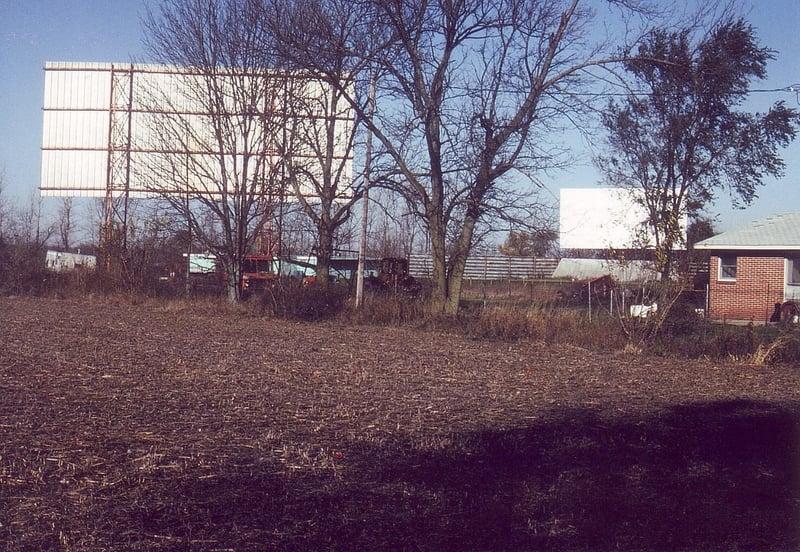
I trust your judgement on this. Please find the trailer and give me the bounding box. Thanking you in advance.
[45,250,96,272]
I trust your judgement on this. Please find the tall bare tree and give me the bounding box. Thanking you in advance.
[251,0,365,288]
[140,0,287,302]
[280,75,360,287]
[271,0,649,314]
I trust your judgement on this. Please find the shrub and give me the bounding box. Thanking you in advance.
[344,292,428,325]
[681,323,757,360]
[0,243,49,296]
[660,293,706,337]
[264,279,349,321]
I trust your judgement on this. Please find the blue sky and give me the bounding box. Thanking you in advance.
[1,0,798,232]
[1,0,151,207]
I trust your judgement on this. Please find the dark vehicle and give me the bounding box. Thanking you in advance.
[366,257,420,295]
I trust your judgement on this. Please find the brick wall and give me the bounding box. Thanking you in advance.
[708,255,784,321]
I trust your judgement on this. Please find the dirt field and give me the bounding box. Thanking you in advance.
[1,296,799,550]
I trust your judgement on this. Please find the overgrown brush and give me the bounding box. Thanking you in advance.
[460,304,627,349]
[13,273,800,364]
[466,306,532,340]
[699,323,757,360]
[263,279,349,321]
[343,292,428,325]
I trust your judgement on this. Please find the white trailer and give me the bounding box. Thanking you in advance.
[45,250,97,272]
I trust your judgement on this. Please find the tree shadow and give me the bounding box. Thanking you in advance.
[122,400,800,550]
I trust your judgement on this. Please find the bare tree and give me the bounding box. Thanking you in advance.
[11,193,54,249]
[271,0,649,314]
[140,0,288,302]
[254,0,365,288]
[0,171,9,288]
[0,170,5,233]
[280,75,361,287]
[57,198,73,251]
[364,188,422,258]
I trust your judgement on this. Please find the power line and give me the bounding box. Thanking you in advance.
[751,84,800,93]
[772,84,800,104]
[437,82,800,100]
[571,83,800,98]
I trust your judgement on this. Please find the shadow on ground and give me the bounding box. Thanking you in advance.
[4,400,799,550]
[90,399,799,551]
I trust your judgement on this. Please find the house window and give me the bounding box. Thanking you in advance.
[719,255,737,281]
[789,257,800,285]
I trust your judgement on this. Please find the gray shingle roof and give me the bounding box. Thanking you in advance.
[694,212,800,251]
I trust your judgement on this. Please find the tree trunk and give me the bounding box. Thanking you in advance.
[442,208,478,315]
[428,215,449,314]
[315,227,333,288]
[426,203,480,316]
[224,263,240,304]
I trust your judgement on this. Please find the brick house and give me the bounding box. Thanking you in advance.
[694,213,800,322]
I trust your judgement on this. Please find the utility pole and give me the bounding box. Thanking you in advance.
[356,70,376,307]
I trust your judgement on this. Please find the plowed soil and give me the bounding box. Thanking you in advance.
[1,296,799,550]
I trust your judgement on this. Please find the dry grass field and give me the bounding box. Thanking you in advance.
[1,296,799,550]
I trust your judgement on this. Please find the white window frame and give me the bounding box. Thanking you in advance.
[718,255,737,281]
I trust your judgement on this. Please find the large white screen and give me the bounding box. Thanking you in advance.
[40,62,354,200]
[559,188,686,250]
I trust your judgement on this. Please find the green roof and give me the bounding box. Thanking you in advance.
[694,213,800,251]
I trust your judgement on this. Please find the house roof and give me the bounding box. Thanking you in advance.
[694,212,800,251]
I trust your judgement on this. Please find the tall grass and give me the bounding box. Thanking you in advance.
[460,305,625,348]
[342,292,429,325]
[340,291,799,364]
[18,274,800,364]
